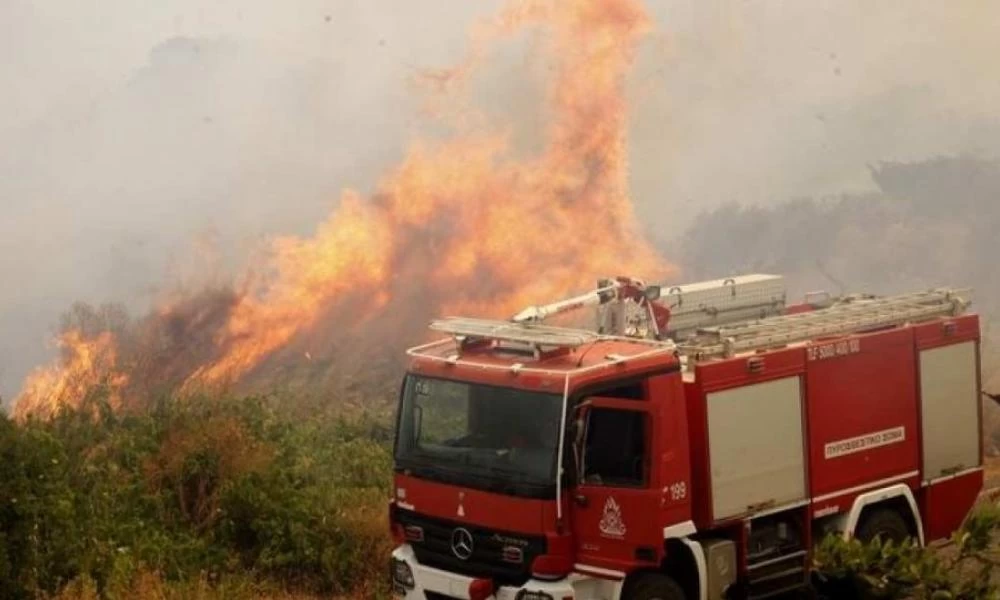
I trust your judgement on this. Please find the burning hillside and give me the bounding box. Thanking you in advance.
[12,0,673,420]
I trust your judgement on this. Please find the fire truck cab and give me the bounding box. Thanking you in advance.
[389,275,985,600]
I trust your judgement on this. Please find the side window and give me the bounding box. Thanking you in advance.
[581,408,648,487]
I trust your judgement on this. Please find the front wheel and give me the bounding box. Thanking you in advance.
[627,573,686,600]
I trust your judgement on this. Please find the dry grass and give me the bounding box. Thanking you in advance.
[47,571,354,600]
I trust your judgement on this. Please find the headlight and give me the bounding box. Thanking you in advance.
[392,558,415,589]
[515,591,554,600]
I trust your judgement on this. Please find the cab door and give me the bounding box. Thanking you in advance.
[570,394,663,572]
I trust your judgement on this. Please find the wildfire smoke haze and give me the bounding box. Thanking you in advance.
[12,0,673,420]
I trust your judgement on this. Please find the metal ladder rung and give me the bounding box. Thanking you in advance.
[715,306,948,354]
[701,292,961,337]
[703,291,959,338]
[678,288,970,359]
[725,306,930,341]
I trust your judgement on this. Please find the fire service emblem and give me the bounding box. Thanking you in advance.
[599,497,627,539]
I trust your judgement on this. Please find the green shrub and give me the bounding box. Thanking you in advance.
[813,505,1000,600]
[0,392,395,599]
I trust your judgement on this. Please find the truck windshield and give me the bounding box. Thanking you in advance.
[394,375,563,492]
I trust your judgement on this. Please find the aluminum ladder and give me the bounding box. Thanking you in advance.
[676,288,972,360]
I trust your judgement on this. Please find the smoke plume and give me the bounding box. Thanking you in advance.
[11,0,672,419]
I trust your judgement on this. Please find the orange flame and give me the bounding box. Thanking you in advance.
[13,0,674,416]
[13,330,129,421]
[184,192,396,385]
[189,0,671,386]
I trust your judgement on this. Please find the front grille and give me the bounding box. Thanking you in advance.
[395,509,546,586]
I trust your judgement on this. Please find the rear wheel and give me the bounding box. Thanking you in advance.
[854,507,910,544]
[627,573,686,600]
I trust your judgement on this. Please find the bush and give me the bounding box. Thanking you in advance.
[0,392,394,599]
[813,505,1000,599]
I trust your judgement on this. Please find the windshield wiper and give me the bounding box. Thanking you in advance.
[480,462,517,475]
[483,463,545,484]
[468,465,536,495]
[397,459,464,480]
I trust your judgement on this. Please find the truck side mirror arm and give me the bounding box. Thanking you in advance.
[413,405,423,439]
[571,401,592,482]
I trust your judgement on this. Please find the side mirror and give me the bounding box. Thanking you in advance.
[644,285,662,301]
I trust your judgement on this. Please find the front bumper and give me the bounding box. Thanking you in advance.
[390,545,619,600]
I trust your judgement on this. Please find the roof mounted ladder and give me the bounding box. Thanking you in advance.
[677,287,972,360]
[430,316,600,359]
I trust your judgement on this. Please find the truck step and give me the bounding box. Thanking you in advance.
[746,552,810,599]
[750,565,805,586]
[747,550,807,572]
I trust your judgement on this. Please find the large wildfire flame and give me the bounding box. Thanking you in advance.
[13,0,673,420]
[14,330,129,420]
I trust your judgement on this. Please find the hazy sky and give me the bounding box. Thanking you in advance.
[1,0,998,401]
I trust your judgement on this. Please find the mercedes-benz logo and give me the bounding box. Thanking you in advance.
[451,527,474,560]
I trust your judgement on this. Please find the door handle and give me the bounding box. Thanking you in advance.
[574,494,589,507]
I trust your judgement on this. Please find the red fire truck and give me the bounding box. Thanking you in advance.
[389,274,985,600]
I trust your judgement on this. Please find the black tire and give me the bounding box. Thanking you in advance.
[854,507,910,544]
[627,573,687,600]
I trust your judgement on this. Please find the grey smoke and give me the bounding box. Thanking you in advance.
[630,0,1000,244]
[0,1,503,403]
[2,0,998,404]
